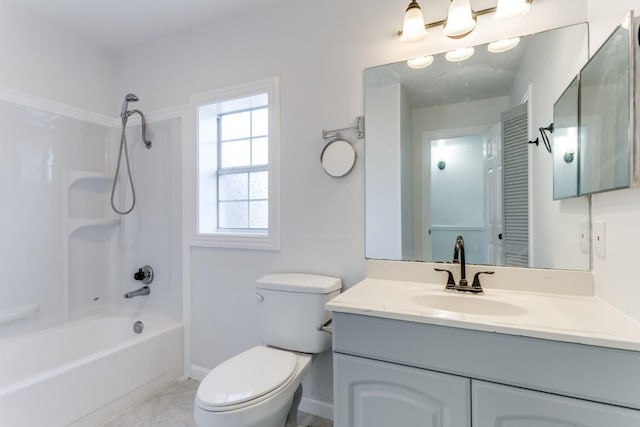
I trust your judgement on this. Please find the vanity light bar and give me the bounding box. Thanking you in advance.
[397,0,534,40]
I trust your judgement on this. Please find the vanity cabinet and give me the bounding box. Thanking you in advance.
[334,353,470,427]
[332,312,640,427]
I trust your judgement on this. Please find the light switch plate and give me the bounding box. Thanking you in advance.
[593,221,605,258]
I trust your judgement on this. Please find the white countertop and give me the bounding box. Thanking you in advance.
[326,278,640,352]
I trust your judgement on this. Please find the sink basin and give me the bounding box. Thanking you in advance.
[411,294,527,316]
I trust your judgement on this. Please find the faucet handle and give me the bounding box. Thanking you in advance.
[434,268,456,289]
[471,271,495,290]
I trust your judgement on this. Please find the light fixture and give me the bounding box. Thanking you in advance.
[445,47,475,62]
[407,55,435,69]
[397,0,533,41]
[400,0,427,43]
[443,0,477,38]
[487,37,520,53]
[494,0,531,21]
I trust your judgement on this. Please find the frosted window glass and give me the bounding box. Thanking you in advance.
[221,140,250,168]
[219,201,248,228]
[252,108,268,136]
[250,201,268,228]
[249,171,268,199]
[252,137,268,165]
[221,111,250,140]
[219,173,248,201]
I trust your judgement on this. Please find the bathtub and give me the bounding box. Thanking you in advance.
[0,311,183,427]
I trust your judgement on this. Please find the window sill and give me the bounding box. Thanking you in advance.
[190,232,280,251]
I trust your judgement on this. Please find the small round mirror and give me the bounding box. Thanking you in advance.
[321,139,356,177]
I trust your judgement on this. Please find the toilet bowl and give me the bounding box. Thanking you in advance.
[194,346,312,427]
[193,273,342,427]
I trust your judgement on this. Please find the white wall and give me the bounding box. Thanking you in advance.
[116,118,183,321]
[0,2,116,115]
[366,83,404,259]
[112,0,589,412]
[587,0,640,321]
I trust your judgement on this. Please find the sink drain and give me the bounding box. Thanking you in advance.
[133,320,144,334]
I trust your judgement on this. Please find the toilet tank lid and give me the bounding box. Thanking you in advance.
[257,273,342,294]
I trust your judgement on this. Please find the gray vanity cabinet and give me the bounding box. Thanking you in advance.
[473,381,640,426]
[332,312,640,427]
[334,353,470,427]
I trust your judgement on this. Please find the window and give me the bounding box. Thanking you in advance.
[190,78,279,250]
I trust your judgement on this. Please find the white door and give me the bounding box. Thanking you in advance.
[334,353,471,427]
[473,380,640,426]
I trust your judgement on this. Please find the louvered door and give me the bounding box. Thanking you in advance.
[501,103,529,267]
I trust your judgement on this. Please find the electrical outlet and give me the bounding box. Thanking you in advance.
[593,221,606,258]
[579,221,589,253]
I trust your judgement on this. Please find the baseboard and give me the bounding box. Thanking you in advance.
[299,397,334,421]
[187,363,210,381]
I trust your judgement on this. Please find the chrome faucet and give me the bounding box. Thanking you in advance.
[124,286,150,299]
[435,234,494,294]
[453,235,467,287]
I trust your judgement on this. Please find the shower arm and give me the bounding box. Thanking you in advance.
[126,109,152,149]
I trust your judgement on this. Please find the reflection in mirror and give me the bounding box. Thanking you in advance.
[579,23,632,195]
[553,77,579,200]
[365,23,590,271]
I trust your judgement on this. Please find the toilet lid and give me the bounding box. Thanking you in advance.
[197,346,297,409]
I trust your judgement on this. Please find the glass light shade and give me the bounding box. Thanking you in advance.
[487,37,520,53]
[445,47,475,62]
[443,0,477,38]
[400,1,427,42]
[407,55,435,69]
[494,0,530,21]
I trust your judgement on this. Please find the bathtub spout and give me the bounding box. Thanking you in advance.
[123,286,150,299]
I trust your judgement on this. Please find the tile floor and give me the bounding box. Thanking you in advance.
[101,378,333,427]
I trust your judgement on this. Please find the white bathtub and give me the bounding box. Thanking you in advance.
[0,311,183,427]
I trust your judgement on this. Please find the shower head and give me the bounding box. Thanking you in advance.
[121,93,139,120]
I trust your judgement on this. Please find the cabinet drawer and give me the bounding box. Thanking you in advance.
[473,380,640,427]
[334,353,471,427]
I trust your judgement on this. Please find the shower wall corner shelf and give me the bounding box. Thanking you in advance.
[67,171,112,186]
[63,169,119,319]
[0,304,39,326]
[67,218,120,235]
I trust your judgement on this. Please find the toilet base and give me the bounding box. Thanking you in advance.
[284,384,303,427]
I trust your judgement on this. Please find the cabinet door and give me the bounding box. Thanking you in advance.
[473,380,640,427]
[334,353,470,427]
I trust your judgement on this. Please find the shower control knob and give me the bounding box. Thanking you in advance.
[133,265,154,284]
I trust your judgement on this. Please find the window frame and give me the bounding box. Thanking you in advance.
[187,77,280,250]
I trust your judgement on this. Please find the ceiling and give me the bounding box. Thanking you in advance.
[3,0,282,52]
[365,37,528,109]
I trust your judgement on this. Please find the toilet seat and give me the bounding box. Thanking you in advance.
[196,346,298,412]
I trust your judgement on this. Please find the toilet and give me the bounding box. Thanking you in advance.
[194,273,342,427]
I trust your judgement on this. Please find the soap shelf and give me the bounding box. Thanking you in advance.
[0,304,39,325]
[67,218,120,235]
[67,171,112,187]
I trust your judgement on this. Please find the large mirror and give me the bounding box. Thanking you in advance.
[365,23,591,271]
[579,21,632,195]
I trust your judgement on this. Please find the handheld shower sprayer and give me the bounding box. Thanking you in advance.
[121,93,139,123]
[111,93,152,215]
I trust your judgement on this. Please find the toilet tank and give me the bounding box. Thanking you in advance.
[256,273,342,353]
